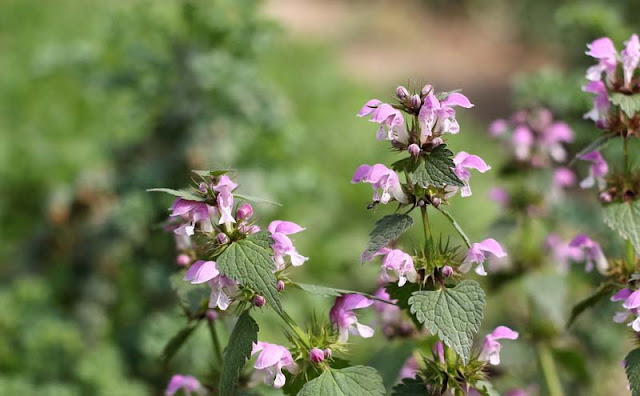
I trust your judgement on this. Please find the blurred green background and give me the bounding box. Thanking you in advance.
[1,0,639,394]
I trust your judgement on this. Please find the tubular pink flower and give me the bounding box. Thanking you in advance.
[622,34,640,86]
[460,238,507,276]
[183,260,237,310]
[434,341,446,365]
[488,187,510,208]
[330,294,374,342]
[165,374,204,396]
[452,152,491,197]
[351,164,408,204]
[543,122,573,162]
[479,326,519,365]
[169,199,216,236]
[184,260,219,284]
[585,37,618,82]
[624,290,640,310]
[251,342,299,388]
[544,234,583,273]
[569,234,609,273]
[359,100,409,144]
[440,92,474,109]
[578,150,608,190]
[268,220,308,269]
[212,175,238,225]
[553,168,576,189]
[583,81,610,124]
[357,99,382,117]
[372,287,401,325]
[381,249,418,287]
[488,119,508,137]
[398,356,418,380]
[511,126,534,161]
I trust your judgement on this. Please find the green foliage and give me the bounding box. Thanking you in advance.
[391,377,428,395]
[626,348,640,396]
[409,281,485,363]
[362,214,414,262]
[219,311,259,396]
[567,282,617,328]
[610,93,640,118]
[160,320,201,364]
[523,271,567,328]
[216,231,283,314]
[146,188,205,201]
[603,200,640,254]
[297,366,386,396]
[412,145,464,189]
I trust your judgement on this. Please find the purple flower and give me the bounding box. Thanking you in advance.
[585,37,618,82]
[351,164,408,204]
[488,187,510,208]
[170,199,216,236]
[251,342,299,388]
[330,294,374,342]
[622,34,640,87]
[434,341,445,365]
[183,260,237,310]
[511,125,534,161]
[176,254,191,267]
[553,167,576,189]
[165,374,203,396]
[578,151,608,189]
[358,100,409,144]
[451,152,490,197]
[418,92,473,141]
[309,348,325,363]
[408,143,421,157]
[488,119,508,137]
[381,249,419,287]
[398,356,418,380]
[545,234,584,273]
[372,287,401,326]
[479,326,519,365]
[583,81,610,125]
[236,203,253,221]
[543,122,573,162]
[212,175,238,226]
[612,289,640,331]
[460,238,507,276]
[569,234,609,273]
[268,220,308,269]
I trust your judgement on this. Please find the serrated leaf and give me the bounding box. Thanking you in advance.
[297,366,386,396]
[161,321,201,364]
[391,157,419,173]
[566,282,616,328]
[603,200,640,255]
[146,188,205,201]
[408,281,485,363]
[219,311,259,396]
[235,193,282,206]
[626,348,640,396]
[283,359,352,396]
[610,93,640,118]
[293,283,395,305]
[216,232,282,314]
[391,377,428,396]
[385,282,421,327]
[411,145,464,189]
[362,214,414,262]
[192,169,233,177]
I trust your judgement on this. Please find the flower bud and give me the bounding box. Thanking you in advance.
[199,182,208,193]
[396,86,409,100]
[442,265,453,277]
[276,280,285,292]
[431,137,443,147]
[408,144,421,157]
[600,191,613,203]
[236,203,253,221]
[421,84,433,96]
[410,94,421,109]
[216,233,230,244]
[431,197,441,207]
[206,309,218,321]
[323,348,332,359]
[309,348,325,363]
[176,254,191,267]
[253,295,266,307]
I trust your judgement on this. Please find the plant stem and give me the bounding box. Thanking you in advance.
[421,206,433,251]
[627,240,637,273]
[277,309,311,349]
[624,135,630,175]
[536,342,564,396]
[207,319,223,364]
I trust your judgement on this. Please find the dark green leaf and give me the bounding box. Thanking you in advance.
[552,347,590,383]
[297,366,386,396]
[294,283,396,305]
[411,145,464,189]
[408,281,485,363]
[391,157,419,173]
[391,377,428,396]
[603,200,640,255]
[146,188,205,202]
[362,214,414,262]
[216,232,282,314]
[161,321,201,364]
[610,93,640,118]
[566,282,616,328]
[626,348,640,396]
[219,311,259,396]
[385,282,421,327]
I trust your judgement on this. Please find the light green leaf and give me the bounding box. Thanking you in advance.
[362,214,413,262]
[297,366,385,396]
[216,231,282,314]
[569,133,614,166]
[293,283,395,305]
[390,377,428,396]
[411,145,464,189]
[235,193,282,206]
[626,348,640,396]
[408,281,485,363]
[603,200,640,254]
[160,320,201,364]
[610,93,640,118]
[219,311,259,396]
[146,188,205,202]
[567,282,616,328]
[192,169,233,177]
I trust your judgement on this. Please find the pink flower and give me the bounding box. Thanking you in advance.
[460,238,507,276]
[545,234,583,273]
[612,289,640,331]
[165,374,204,396]
[451,152,491,197]
[578,151,608,189]
[419,92,473,141]
[351,164,408,204]
[236,203,253,221]
[330,294,374,342]
[488,119,508,137]
[358,100,409,144]
[398,356,419,380]
[381,249,419,287]
[569,234,609,274]
[268,220,308,269]
[212,175,238,225]
[251,342,299,388]
[585,37,618,82]
[553,168,576,189]
[479,326,519,365]
[372,287,401,325]
[169,199,216,236]
[488,187,510,208]
[183,260,237,310]
[309,348,325,363]
[434,341,445,365]
[583,81,610,125]
[512,125,534,161]
[622,34,640,86]
[542,122,573,162]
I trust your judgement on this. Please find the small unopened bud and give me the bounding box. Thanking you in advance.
[217,233,230,244]
[206,310,218,321]
[431,197,441,207]
[421,84,433,96]
[176,254,191,267]
[276,280,285,292]
[309,348,325,363]
[431,137,443,147]
[600,191,613,203]
[323,348,332,359]
[410,94,421,109]
[442,265,453,277]
[199,182,208,193]
[253,295,266,307]
[408,144,421,157]
[236,203,253,221]
[396,86,409,100]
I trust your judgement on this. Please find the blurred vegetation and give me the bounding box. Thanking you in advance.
[1,0,639,394]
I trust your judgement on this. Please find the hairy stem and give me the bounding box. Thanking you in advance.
[421,206,433,251]
[207,319,223,364]
[536,342,564,396]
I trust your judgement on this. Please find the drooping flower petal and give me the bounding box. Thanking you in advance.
[460,238,507,276]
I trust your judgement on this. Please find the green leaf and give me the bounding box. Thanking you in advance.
[146,188,205,201]
[192,169,233,177]
[435,207,471,248]
[411,145,464,189]
[362,214,414,262]
[219,310,259,396]
[610,92,640,118]
[161,321,201,364]
[297,366,386,396]
[566,282,616,328]
[523,271,567,328]
[283,359,351,396]
[603,200,640,255]
[169,272,210,314]
[390,377,428,396]
[293,283,396,305]
[216,231,282,314]
[235,193,282,206]
[626,348,640,396]
[569,134,614,166]
[408,281,485,363]
[385,282,421,327]
[390,157,419,173]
